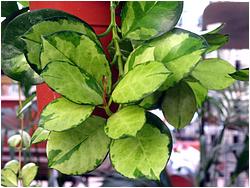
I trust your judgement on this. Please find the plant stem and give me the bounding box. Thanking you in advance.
[110,1,123,77]
[18,83,24,184]
[97,23,112,38]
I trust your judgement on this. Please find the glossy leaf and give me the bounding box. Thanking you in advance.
[187,81,208,107]
[4,160,19,174]
[121,1,183,40]
[162,81,197,129]
[2,9,82,84]
[41,61,103,105]
[1,43,43,84]
[20,163,38,187]
[105,105,146,139]
[39,97,94,131]
[40,31,111,93]
[192,58,236,90]
[1,168,18,187]
[112,61,170,103]
[229,68,249,81]
[139,91,163,110]
[47,116,110,175]
[16,93,36,117]
[22,17,100,72]
[125,28,207,89]
[31,127,50,144]
[110,112,172,180]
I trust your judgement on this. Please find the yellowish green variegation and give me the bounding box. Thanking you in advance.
[47,116,110,175]
[105,105,146,139]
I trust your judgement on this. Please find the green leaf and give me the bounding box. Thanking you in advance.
[125,28,208,89]
[121,1,183,40]
[31,127,50,144]
[203,23,225,34]
[139,91,163,110]
[39,97,94,131]
[2,9,83,84]
[1,43,43,85]
[229,68,249,81]
[8,134,21,148]
[110,112,172,180]
[1,1,19,17]
[40,30,111,93]
[18,1,29,7]
[1,168,18,187]
[161,81,197,129]
[20,163,38,187]
[47,116,110,175]
[187,81,208,108]
[22,17,100,72]
[4,160,19,174]
[105,105,146,139]
[192,58,236,90]
[41,61,103,105]
[112,61,170,103]
[203,33,229,53]
[19,130,31,149]
[16,93,36,117]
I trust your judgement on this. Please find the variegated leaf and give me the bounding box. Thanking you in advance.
[187,81,208,108]
[4,160,19,174]
[161,81,197,129]
[105,105,146,139]
[110,112,172,180]
[39,97,94,131]
[47,116,110,175]
[1,168,17,187]
[41,61,103,105]
[40,31,111,93]
[121,1,183,40]
[112,61,170,103]
[192,58,236,90]
[20,163,38,187]
[31,127,50,144]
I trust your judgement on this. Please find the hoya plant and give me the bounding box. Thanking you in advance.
[2,1,248,183]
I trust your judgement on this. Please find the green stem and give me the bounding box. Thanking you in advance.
[110,1,123,77]
[97,23,112,38]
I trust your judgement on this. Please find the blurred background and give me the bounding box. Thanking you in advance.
[1,0,249,187]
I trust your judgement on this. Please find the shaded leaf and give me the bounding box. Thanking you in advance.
[47,116,110,175]
[1,1,19,17]
[110,112,172,180]
[121,1,183,40]
[31,127,50,144]
[39,97,94,131]
[105,105,146,139]
[203,33,229,53]
[229,68,249,81]
[112,61,170,103]
[1,168,18,187]
[40,30,111,93]
[187,81,208,108]
[139,91,163,110]
[4,160,19,174]
[192,58,236,90]
[41,61,103,105]
[20,163,38,187]
[161,81,197,129]
[16,93,36,117]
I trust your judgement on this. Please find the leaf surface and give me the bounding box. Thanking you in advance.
[31,127,50,144]
[21,163,38,187]
[1,168,17,187]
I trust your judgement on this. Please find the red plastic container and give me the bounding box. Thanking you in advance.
[30,1,115,115]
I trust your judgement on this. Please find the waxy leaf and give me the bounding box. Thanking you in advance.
[110,112,172,180]
[162,81,197,129]
[20,163,38,187]
[41,31,111,93]
[192,58,235,90]
[1,168,18,187]
[105,105,146,139]
[39,97,94,131]
[47,116,110,175]
[229,68,249,81]
[22,17,100,72]
[2,9,81,84]
[31,127,50,144]
[125,28,208,89]
[121,1,183,40]
[41,61,103,105]
[4,160,19,174]
[139,91,163,110]
[112,61,170,103]
[187,81,208,107]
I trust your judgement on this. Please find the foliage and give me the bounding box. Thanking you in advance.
[1,1,248,183]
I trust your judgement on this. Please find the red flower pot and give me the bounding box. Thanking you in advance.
[30,1,118,117]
